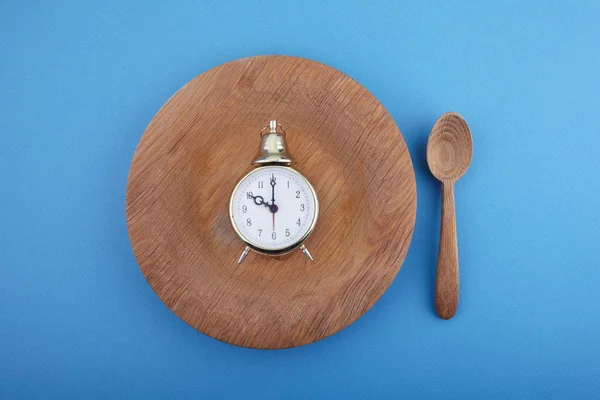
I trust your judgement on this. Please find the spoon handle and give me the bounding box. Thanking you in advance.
[436,181,459,319]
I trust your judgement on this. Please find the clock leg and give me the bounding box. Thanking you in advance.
[237,246,251,264]
[300,244,314,262]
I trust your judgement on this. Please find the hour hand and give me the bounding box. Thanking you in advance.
[247,193,269,207]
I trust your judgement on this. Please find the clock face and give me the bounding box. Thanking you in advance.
[230,166,318,252]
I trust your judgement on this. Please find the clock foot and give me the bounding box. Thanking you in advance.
[300,244,314,262]
[237,246,251,264]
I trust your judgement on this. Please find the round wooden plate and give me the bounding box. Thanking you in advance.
[126,56,416,349]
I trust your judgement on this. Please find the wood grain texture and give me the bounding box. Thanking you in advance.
[426,112,472,319]
[126,56,416,348]
[436,182,459,319]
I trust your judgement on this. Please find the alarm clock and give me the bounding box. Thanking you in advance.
[229,120,319,264]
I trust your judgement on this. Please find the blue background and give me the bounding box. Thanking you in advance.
[2,0,600,398]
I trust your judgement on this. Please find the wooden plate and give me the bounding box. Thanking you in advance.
[126,56,416,349]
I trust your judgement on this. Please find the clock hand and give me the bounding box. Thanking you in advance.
[248,194,270,208]
[248,193,279,214]
[270,174,277,231]
[270,174,276,204]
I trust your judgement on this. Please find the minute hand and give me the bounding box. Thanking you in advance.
[270,175,276,204]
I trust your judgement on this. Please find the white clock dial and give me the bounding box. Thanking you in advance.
[230,166,318,251]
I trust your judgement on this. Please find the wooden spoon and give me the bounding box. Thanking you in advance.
[427,112,473,319]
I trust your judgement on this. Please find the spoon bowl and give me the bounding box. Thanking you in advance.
[427,112,473,182]
[426,112,472,319]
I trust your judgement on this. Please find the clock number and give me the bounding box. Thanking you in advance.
[258,229,262,237]
[300,204,305,211]
[246,218,252,226]
[242,205,247,213]
[296,218,301,226]
[246,191,253,199]
[272,232,276,240]
[258,181,264,189]
[296,190,300,198]
[285,229,290,237]
[287,181,290,188]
